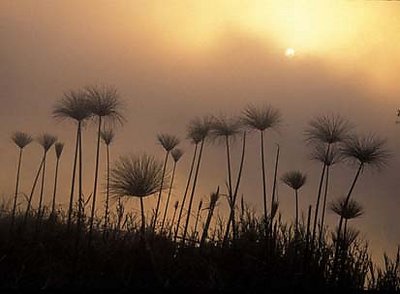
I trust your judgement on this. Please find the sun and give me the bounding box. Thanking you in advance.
[285,48,295,58]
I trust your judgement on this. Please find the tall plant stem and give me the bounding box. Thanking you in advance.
[295,189,299,237]
[270,144,280,235]
[223,131,246,244]
[260,130,268,222]
[51,157,60,216]
[200,188,219,249]
[174,144,198,242]
[36,152,47,225]
[10,148,23,231]
[89,116,102,243]
[193,205,202,242]
[334,163,363,273]
[305,205,312,264]
[168,204,178,238]
[319,165,330,245]
[270,144,280,213]
[153,151,169,231]
[161,160,177,232]
[182,139,205,245]
[23,157,44,225]
[338,163,363,240]
[67,122,80,231]
[140,197,145,239]
[312,144,330,246]
[76,124,83,242]
[104,144,110,232]
[225,135,233,199]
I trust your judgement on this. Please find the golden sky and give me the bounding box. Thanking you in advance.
[1,0,400,265]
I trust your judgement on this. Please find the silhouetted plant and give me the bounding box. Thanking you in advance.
[168,200,179,238]
[223,130,246,244]
[200,187,220,248]
[174,117,210,242]
[281,170,307,235]
[23,134,57,225]
[310,143,342,242]
[53,89,92,230]
[86,84,124,244]
[161,148,183,232]
[109,154,164,238]
[270,144,280,222]
[336,135,389,246]
[210,114,242,243]
[334,134,389,275]
[100,128,115,232]
[51,142,64,216]
[305,114,351,246]
[182,116,212,244]
[330,197,364,238]
[370,248,400,291]
[36,134,57,223]
[153,134,179,231]
[242,104,282,221]
[23,155,45,226]
[192,199,203,243]
[10,131,33,230]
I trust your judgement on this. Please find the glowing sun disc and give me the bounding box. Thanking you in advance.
[285,48,295,58]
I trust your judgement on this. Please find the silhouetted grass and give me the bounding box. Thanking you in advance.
[0,204,396,292]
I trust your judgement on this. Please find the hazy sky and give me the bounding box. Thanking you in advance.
[1,1,400,263]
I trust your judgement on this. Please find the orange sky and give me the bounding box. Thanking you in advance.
[1,0,400,265]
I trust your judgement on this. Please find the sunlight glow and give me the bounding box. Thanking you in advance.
[285,48,295,58]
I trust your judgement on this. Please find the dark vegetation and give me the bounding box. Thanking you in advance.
[1,85,399,292]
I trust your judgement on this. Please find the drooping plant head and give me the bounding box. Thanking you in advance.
[330,197,364,220]
[54,142,64,159]
[171,148,184,163]
[53,89,92,122]
[311,143,342,166]
[242,104,282,132]
[340,134,390,169]
[157,134,180,152]
[85,85,125,124]
[37,134,57,153]
[187,116,212,144]
[305,114,351,145]
[281,170,307,191]
[100,128,115,146]
[210,114,241,142]
[12,131,33,149]
[110,154,165,198]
